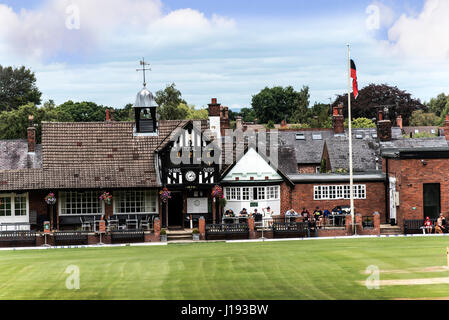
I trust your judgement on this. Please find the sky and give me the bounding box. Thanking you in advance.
[0,0,447,111]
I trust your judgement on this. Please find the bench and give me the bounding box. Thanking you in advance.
[54,232,89,245]
[0,232,37,246]
[273,222,308,238]
[111,230,145,243]
[404,219,437,234]
[205,224,249,240]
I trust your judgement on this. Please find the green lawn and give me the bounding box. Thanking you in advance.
[1,237,449,300]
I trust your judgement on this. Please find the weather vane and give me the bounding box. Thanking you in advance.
[136,57,151,87]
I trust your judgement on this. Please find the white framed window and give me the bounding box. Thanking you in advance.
[59,191,103,215]
[224,186,280,201]
[114,190,158,214]
[0,193,29,221]
[267,186,279,200]
[313,185,366,200]
[242,187,250,201]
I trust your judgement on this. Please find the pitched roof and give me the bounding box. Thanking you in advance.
[325,136,381,173]
[380,137,448,149]
[0,140,42,170]
[279,130,333,164]
[0,120,208,191]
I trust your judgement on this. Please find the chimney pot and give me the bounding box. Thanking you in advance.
[378,110,383,121]
[211,98,217,104]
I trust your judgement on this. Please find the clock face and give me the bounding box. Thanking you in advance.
[185,171,197,182]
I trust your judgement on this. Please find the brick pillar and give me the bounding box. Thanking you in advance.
[154,217,161,242]
[345,215,353,236]
[199,216,206,240]
[248,216,256,239]
[212,197,216,224]
[373,212,380,235]
[355,214,363,235]
[105,203,113,219]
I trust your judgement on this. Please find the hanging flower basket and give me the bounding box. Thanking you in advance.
[44,192,57,205]
[159,188,172,203]
[99,192,112,205]
[211,185,223,198]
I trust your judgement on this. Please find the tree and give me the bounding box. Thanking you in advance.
[251,85,309,124]
[240,107,257,123]
[0,101,64,142]
[113,103,134,121]
[0,65,42,112]
[409,110,441,126]
[344,117,376,129]
[55,101,107,122]
[306,103,332,128]
[427,93,449,117]
[332,84,426,126]
[178,103,209,119]
[155,83,188,120]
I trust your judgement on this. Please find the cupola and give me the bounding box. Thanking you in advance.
[134,58,159,134]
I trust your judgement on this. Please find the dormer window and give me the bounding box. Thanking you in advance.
[355,134,363,139]
[296,133,305,140]
[312,133,322,140]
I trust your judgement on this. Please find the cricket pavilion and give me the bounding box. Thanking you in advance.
[1,74,449,246]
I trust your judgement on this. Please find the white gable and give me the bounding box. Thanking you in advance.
[222,148,282,182]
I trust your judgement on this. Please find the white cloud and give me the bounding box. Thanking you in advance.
[0,0,234,60]
[385,0,449,59]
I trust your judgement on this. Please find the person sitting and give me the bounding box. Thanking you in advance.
[301,207,310,221]
[239,208,248,216]
[424,217,433,234]
[285,209,298,216]
[313,207,322,220]
[224,209,235,219]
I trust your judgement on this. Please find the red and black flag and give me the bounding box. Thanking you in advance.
[350,59,358,99]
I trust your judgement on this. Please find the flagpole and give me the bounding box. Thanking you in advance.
[347,44,356,235]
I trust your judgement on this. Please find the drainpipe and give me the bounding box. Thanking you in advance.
[385,157,390,225]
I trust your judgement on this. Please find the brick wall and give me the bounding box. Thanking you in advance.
[280,182,293,215]
[387,158,449,229]
[298,165,319,174]
[290,181,386,222]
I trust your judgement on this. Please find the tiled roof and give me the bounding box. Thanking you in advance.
[325,136,381,173]
[0,140,42,170]
[0,120,208,191]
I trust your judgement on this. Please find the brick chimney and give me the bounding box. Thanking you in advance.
[208,98,222,140]
[106,109,111,121]
[236,116,243,130]
[396,115,403,129]
[444,115,449,141]
[332,104,344,134]
[377,110,392,141]
[220,106,230,135]
[27,127,36,153]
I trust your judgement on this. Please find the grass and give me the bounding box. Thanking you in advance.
[1,237,449,300]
